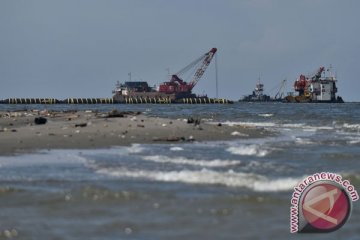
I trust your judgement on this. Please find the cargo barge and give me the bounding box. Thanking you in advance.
[285,66,344,103]
[112,48,219,102]
[0,48,233,104]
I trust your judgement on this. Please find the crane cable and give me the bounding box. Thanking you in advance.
[175,54,207,76]
[265,79,287,98]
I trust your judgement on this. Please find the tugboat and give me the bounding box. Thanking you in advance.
[241,81,271,102]
[285,66,344,103]
[240,79,286,102]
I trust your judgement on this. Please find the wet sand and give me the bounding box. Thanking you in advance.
[0,110,271,155]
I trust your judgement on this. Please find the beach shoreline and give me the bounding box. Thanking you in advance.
[0,110,272,156]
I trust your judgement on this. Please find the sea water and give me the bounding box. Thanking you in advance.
[0,102,360,239]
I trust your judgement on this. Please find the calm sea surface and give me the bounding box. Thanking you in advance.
[0,103,359,239]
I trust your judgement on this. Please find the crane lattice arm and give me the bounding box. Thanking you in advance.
[172,48,217,89]
[307,66,325,81]
[159,48,217,94]
[188,48,217,89]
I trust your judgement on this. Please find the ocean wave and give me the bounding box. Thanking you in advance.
[226,145,270,157]
[96,167,299,192]
[343,123,360,130]
[170,147,184,151]
[308,126,334,130]
[282,123,305,128]
[348,139,360,145]
[0,150,87,167]
[142,155,241,167]
[294,137,314,145]
[215,121,277,128]
[342,172,360,178]
[0,186,21,195]
[230,131,249,137]
[326,172,360,188]
[126,144,144,154]
[253,177,302,192]
[344,136,360,145]
[283,124,334,131]
[212,121,334,132]
[258,113,274,117]
[302,128,317,132]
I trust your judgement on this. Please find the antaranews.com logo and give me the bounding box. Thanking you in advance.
[290,172,359,233]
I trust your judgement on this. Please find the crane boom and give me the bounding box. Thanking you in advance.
[189,48,217,89]
[306,66,325,81]
[158,48,217,94]
[294,66,326,95]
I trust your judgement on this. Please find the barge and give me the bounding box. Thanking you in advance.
[285,66,344,103]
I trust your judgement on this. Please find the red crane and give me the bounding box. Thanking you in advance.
[158,48,217,94]
[294,66,325,93]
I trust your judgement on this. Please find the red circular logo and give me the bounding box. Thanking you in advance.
[301,182,351,231]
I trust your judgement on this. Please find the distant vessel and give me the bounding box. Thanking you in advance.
[240,79,286,102]
[111,80,197,101]
[112,48,217,102]
[285,66,344,103]
[0,48,233,105]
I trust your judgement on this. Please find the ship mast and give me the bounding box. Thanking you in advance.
[215,53,218,98]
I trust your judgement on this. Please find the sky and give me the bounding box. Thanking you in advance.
[0,0,359,101]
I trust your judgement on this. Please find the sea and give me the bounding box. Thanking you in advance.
[0,102,360,240]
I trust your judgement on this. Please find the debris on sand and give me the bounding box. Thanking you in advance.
[106,110,125,118]
[75,123,87,128]
[34,117,47,125]
[187,117,200,126]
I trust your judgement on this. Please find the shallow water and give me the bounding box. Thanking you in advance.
[0,103,359,239]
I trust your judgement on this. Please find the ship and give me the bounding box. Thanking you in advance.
[112,48,218,102]
[240,79,286,102]
[285,66,344,103]
[0,49,233,105]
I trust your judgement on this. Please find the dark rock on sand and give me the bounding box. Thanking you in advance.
[34,117,47,125]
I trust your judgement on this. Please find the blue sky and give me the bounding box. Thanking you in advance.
[1,0,359,101]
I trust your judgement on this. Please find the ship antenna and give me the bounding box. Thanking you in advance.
[258,73,261,84]
[166,68,171,80]
[328,64,336,80]
[215,53,218,98]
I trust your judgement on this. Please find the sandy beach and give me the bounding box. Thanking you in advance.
[0,109,271,155]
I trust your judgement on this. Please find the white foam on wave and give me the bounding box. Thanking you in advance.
[142,155,241,167]
[126,144,144,153]
[253,177,302,192]
[309,126,334,130]
[283,123,333,131]
[170,147,184,151]
[345,136,360,144]
[343,123,360,130]
[210,121,335,134]
[231,131,249,136]
[97,168,256,187]
[215,121,277,128]
[282,123,305,128]
[227,145,270,157]
[96,167,300,192]
[258,113,274,117]
[295,137,314,145]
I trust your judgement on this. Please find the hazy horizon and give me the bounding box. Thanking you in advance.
[1,0,359,101]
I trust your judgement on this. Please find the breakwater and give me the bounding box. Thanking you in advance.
[0,97,233,104]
